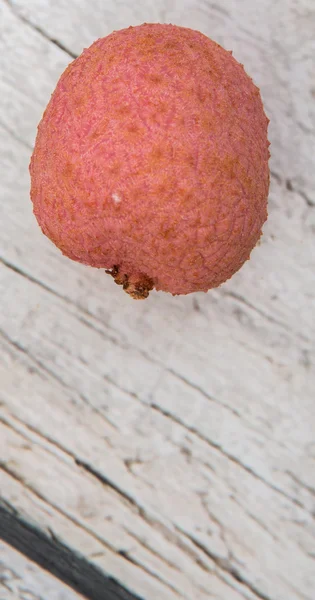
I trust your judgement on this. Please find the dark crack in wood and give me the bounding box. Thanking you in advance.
[0,499,142,600]
[176,528,274,600]
[4,0,77,59]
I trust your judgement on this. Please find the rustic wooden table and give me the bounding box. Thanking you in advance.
[0,1,314,599]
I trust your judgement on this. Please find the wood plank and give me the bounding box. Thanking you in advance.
[0,414,257,600]
[0,539,84,600]
[0,0,314,599]
[0,500,140,600]
[0,326,314,600]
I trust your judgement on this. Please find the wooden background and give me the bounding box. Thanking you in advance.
[0,0,314,599]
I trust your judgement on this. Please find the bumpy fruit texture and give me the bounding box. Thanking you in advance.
[30,24,269,299]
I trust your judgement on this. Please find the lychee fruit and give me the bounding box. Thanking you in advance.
[30,23,270,299]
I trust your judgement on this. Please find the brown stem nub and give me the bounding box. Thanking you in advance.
[105,266,154,300]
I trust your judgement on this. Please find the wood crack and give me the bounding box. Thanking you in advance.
[166,368,271,440]
[0,414,136,522]
[202,1,230,17]
[2,306,314,537]
[117,550,182,598]
[124,528,180,575]
[0,460,186,598]
[0,257,88,317]
[0,496,142,600]
[3,0,77,60]
[74,458,140,513]
[0,413,202,579]
[176,528,274,600]
[270,170,314,207]
[0,120,33,151]
[0,463,175,597]
[149,403,310,515]
[0,462,112,557]
[53,310,301,462]
[218,289,310,344]
[0,328,113,429]
[1,316,313,521]
[285,471,315,498]
[229,495,279,542]
[0,412,211,588]
[167,368,242,419]
[0,256,128,357]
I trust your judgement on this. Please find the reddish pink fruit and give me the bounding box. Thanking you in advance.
[30,23,270,299]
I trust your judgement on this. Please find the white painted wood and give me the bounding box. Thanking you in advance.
[0,540,83,600]
[0,0,314,599]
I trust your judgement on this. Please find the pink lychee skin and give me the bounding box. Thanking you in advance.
[30,23,270,297]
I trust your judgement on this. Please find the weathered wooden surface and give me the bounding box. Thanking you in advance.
[0,539,83,600]
[0,0,315,599]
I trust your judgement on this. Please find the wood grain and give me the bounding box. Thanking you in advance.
[0,0,314,599]
[0,539,86,600]
[0,500,140,600]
